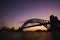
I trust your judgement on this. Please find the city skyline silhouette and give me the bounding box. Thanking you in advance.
[0,15,60,32]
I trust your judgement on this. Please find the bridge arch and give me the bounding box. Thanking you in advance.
[20,18,49,31]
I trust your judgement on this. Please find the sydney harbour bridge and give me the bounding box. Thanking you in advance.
[20,15,60,31]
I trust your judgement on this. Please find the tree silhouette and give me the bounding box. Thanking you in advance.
[0,26,9,32]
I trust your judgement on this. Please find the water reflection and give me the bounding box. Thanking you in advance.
[0,32,60,40]
[23,32,52,40]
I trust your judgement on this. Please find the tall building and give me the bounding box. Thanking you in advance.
[50,15,58,30]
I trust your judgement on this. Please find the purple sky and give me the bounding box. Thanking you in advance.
[0,0,60,27]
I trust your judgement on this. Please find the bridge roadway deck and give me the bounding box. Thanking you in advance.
[21,23,50,30]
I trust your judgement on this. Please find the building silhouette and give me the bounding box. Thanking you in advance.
[50,15,59,31]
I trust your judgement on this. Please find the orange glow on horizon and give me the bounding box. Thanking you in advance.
[23,25,48,31]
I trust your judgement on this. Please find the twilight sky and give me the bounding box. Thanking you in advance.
[0,0,60,28]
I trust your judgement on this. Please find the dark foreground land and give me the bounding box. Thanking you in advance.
[0,32,60,40]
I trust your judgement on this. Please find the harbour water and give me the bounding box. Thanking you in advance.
[0,32,60,40]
